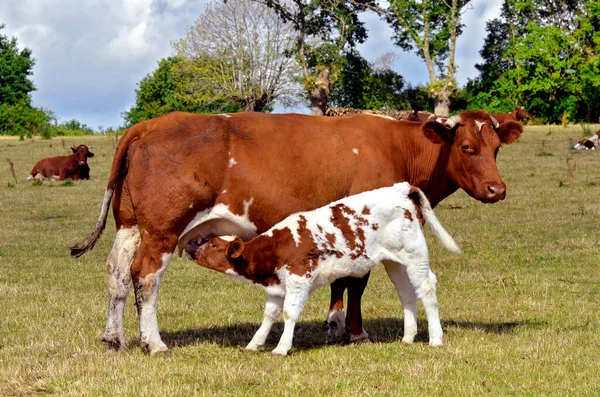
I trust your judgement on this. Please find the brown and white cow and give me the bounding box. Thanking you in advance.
[27,145,94,181]
[491,106,532,124]
[573,130,600,150]
[71,110,522,355]
[192,183,461,355]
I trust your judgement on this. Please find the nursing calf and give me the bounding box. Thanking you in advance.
[191,183,461,356]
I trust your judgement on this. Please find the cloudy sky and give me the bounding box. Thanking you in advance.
[1,0,502,129]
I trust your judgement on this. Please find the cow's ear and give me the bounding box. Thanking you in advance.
[87,152,94,157]
[496,120,523,144]
[227,237,245,259]
[71,146,77,153]
[422,121,453,144]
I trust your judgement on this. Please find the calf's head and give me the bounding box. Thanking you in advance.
[422,110,523,203]
[71,145,94,166]
[192,236,245,273]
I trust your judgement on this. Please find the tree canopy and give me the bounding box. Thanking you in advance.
[0,24,36,106]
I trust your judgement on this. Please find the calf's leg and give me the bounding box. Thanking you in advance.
[246,295,284,351]
[383,261,418,344]
[102,226,140,350]
[272,277,310,356]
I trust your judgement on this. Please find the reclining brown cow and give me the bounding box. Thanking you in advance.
[27,144,94,181]
[71,110,522,355]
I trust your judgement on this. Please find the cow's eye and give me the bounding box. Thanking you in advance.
[461,145,475,154]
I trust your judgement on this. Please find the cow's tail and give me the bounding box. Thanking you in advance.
[410,187,462,254]
[69,127,141,258]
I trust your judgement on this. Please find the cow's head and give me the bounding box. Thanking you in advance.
[407,110,420,122]
[515,106,532,121]
[71,145,94,166]
[422,110,523,203]
[192,236,244,273]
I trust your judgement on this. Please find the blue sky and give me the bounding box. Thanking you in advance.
[1,0,502,129]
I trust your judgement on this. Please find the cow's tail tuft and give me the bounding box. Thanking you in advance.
[70,127,141,258]
[414,187,462,254]
[69,189,113,257]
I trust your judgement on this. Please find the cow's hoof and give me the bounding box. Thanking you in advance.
[429,339,443,348]
[245,343,260,352]
[101,334,126,351]
[149,342,170,356]
[349,332,373,344]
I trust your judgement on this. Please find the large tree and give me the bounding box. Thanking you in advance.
[252,0,375,115]
[0,24,36,106]
[381,0,471,116]
[329,50,408,110]
[122,57,240,127]
[173,0,301,112]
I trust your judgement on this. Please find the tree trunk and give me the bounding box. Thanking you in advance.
[434,89,450,116]
[309,68,330,116]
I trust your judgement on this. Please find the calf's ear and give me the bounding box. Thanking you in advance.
[422,121,453,144]
[227,237,245,259]
[496,120,523,144]
[87,152,95,157]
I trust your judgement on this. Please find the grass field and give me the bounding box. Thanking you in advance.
[1,124,599,396]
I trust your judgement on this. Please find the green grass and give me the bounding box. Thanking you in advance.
[1,126,599,396]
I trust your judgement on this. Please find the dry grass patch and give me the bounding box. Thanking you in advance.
[0,126,599,395]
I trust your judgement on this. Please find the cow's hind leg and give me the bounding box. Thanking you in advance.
[102,226,140,350]
[246,294,284,351]
[383,261,419,344]
[327,279,347,338]
[131,233,177,355]
[346,273,371,343]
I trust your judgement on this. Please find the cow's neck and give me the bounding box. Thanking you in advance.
[398,136,457,209]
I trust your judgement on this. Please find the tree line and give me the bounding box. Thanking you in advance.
[2,0,600,138]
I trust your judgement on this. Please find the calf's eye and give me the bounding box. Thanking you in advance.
[461,145,474,154]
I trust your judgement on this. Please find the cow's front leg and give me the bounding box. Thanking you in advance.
[102,226,140,351]
[131,235,176,355]
[246,294,284,351]
[272,277,310,356]
[327,278,347,338]
[345,273,371,343]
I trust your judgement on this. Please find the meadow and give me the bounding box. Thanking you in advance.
[0,123,599,396]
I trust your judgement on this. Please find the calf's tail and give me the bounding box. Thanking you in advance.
[410,187,461,254]
[69,127,141,258]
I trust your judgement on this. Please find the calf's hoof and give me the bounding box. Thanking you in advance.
[141,340,170,356]
[429,338,443,348]
[271,347,289,356]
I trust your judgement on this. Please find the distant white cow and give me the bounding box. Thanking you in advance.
[190,182,461,356]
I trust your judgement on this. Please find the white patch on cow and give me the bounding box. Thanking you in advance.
[26,175,33,181]
[178,200,258,255]
[219,114,232,118]
[222,190,227,194]
[138,252,173,355]
[364,113,395,120]
[352,148,359,155]
[475,120,485,131]
[228,157,237,168]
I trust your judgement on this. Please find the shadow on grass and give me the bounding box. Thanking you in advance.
[158,317,546,351]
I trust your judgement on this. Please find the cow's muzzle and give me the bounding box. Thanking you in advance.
[485,183,506,202]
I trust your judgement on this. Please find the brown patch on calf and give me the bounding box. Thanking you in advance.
[407,187,425,226]
[330,203,369,260]
[404,209,413,222]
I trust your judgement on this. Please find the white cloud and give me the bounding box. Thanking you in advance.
[1,0,501,128]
